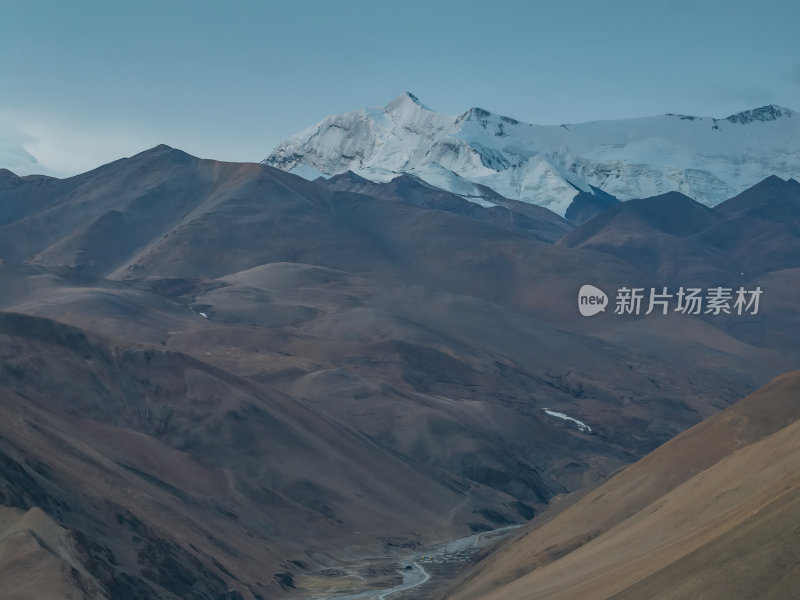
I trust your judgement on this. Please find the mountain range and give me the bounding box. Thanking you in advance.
[0,120,798,598]
[264,93,800,216]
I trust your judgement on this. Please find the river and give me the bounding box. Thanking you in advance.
[315,525,521,600]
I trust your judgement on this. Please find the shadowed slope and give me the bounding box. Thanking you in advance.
[0,312,498,599]
[319,171,572,242]
[558,175,800,285]
[443,371,800,600]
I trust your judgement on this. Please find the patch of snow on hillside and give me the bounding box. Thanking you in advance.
[543,409,592,433]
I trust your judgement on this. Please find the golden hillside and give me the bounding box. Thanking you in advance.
[445,371,800,600]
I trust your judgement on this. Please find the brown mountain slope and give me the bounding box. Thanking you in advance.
[0,506,102,600]
[555,175,800,362]
[701,175,800,276]
[557,191,735,284]
[318,171,572,242]
[557,175,800,286]
[0,311,514,599]
[442,370,800,600]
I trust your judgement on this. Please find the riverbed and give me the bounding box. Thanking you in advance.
[298,525,521,600]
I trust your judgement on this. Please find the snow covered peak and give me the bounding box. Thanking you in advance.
[460,107,492,121]
[263,96,800,216]
[266,93,458,177]
[386,91,429,112]
[383,92,441,131]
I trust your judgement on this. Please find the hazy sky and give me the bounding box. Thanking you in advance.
[2,0,799,176]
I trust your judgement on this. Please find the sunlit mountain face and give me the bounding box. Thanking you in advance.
[265,93,800,216]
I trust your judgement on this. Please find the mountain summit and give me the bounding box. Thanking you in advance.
[263,95,800,215]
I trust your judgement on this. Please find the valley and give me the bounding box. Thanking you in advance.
[298,525,520,600]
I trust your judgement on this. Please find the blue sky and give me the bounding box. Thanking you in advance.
[2,0,799,176]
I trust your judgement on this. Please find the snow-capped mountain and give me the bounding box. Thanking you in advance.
[263,93,800,216]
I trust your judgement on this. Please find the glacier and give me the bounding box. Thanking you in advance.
[263,93,800,216]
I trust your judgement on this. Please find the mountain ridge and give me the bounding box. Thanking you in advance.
[263,94,800,216]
